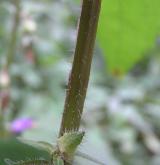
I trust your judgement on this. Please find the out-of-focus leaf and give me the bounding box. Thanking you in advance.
[75,151,106,165]
[98,0,160,73]
[18,138,55,154]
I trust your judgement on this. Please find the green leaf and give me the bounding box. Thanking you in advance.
[98,0,160,73]
[18,138,55,154]
[16,159,50,165]
[0,138,50,164]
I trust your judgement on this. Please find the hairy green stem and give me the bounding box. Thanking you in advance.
[6,0,21,69]
[59,0,102,136]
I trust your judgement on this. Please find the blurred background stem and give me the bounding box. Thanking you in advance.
[59,0,102,136]
[6,0,21,70]
[0,0,21,136]
[0,110,5,137]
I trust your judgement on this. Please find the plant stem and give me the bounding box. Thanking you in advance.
[0,112,5,137]
[6,0,21,69]
[0,0,20,137]
[59,0,102,136]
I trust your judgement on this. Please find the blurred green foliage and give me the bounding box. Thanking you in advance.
[98,0,160,73]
